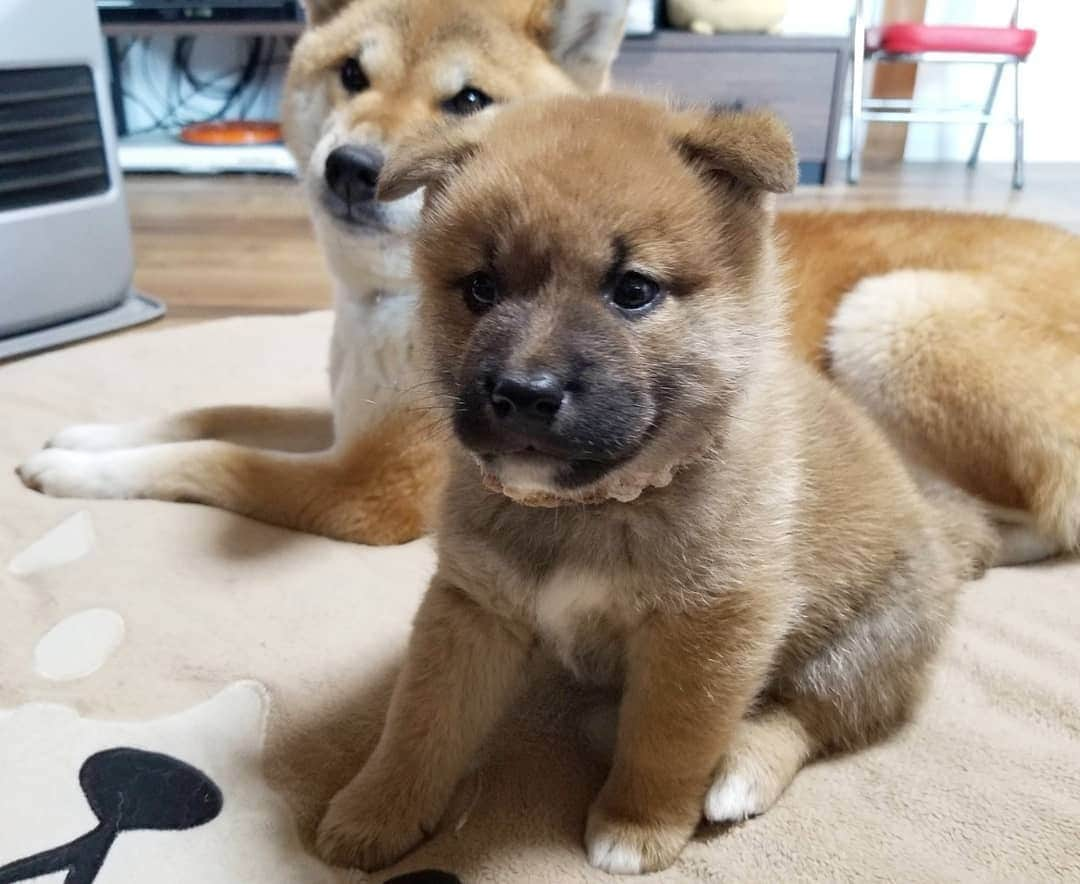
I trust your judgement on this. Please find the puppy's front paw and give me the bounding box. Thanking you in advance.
[316,776,431,872]
[16,448,149,500]
[585,800,693,875]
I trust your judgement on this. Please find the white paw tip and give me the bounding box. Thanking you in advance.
[17,449,131,500]
[48,426,92,449]
[588,835,645,875]
[47,422,136,452]
[705,771,761,823]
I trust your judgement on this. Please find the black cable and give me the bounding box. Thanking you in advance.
[121,35,281,135]
[181,36,263,124]
[238,37,277,119]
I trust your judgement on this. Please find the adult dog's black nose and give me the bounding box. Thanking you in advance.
[490,372,564,424]
[324,145,383,205]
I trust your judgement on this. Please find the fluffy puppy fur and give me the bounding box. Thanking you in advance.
[314,94,998,875]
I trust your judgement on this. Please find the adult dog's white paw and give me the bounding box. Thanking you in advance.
[47,421,149,452]
[17,449,143,499]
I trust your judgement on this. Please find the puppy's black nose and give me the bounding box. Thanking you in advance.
[490,372,564,423]
[324,145,383,205]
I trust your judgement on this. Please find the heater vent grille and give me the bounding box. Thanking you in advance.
[0,66,110,212]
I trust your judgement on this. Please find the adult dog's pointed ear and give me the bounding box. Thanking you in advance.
[530,0,630,92]
[671,108,798,195]
[377,116,489,203]
[297,0,350,26]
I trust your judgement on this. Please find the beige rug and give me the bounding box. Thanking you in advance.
[1,311,1078,883]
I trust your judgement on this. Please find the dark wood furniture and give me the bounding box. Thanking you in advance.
[613,32,849,185]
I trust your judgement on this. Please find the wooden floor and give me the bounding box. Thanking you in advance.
[127,161,1080,328]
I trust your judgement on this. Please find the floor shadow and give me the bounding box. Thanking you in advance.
[263,658,403,847]
[211,512,317,564]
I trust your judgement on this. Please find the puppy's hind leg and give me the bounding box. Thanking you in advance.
[46,405,334,454]
[764,545,961,787]
[704,707,816,824]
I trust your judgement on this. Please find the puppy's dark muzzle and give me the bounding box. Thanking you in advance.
[489,371,564,425]
[455,369,621,468]
[461,370,575,456]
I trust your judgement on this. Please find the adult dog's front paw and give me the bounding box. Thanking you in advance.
[17,449,136,499]
[585,798,694,875]
[47,421,146,452]
[315,775,432,872]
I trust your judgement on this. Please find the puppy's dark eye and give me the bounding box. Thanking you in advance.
[612,271,661,311]
[442,86,493,116]
[461,271,498,312]
[340,57,369,93]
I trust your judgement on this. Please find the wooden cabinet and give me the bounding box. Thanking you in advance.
[613,33,849,185]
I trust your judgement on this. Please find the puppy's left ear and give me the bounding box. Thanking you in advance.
[671,108,798,195]
[377,117,488,202]
[529,0,629,92]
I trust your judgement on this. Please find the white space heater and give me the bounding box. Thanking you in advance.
[0,0,163,361]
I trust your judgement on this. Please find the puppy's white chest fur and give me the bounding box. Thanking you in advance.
[534,568,617,674]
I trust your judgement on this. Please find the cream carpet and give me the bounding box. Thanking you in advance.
[1,312,1078,883]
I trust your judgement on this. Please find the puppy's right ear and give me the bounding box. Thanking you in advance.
[377,118,488,202]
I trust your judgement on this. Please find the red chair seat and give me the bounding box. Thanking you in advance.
[867,23,1037,58]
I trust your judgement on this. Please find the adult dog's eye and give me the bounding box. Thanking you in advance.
[442,86,493,116]
[612,271,661,311]
[461,272,498,312]
[340,58,369,93]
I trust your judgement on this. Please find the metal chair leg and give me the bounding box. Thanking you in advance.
[968,61,1005,169]
[1013,60,1024,189]
[848,50,865,184]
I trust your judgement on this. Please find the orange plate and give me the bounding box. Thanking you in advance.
[179,121,283,146]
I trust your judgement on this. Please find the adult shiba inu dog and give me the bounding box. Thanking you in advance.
[18,0,1080,564]
[312,94,1000,874]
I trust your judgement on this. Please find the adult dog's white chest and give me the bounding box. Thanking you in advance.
[533,568,621,679]
[328,282,420,442]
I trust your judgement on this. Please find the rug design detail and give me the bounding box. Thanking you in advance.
[7,511,95,576]
[0,748,222,884]
[33,608,125,682]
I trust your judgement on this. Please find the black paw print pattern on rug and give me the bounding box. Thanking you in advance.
[0,747,222,884]
[385,872,462,884]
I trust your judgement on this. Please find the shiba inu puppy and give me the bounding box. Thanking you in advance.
[312,94,999,874]
[19,0,1079,568]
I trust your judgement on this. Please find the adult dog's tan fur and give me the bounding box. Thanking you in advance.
[314,94,1000,874]
[18,0,1080,561]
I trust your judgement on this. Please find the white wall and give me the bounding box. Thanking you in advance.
[778,0,858,36]
[780,0,1078,164]
[905,0,1080,162]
